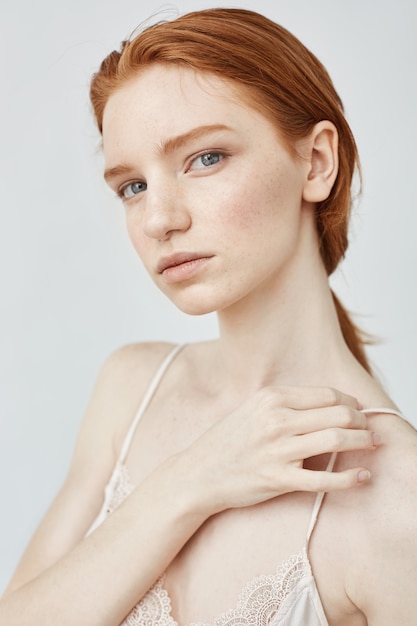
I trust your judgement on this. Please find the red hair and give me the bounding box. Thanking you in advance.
[90,8,371,372]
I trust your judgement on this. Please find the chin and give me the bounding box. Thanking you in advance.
[161,287,225,317]
[157,273,254,316]
[173,299,218,317]
[168,287,251,317]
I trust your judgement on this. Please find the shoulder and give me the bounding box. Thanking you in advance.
[93,341,180,443]
[373,412,417,518]
[87,341,178,417]
[348,412,417,525]
[330,411,417,538]
[69,341,178,479]
[99,339,178,372]
[362,413,417,531]
[344,413,417,621]
[96,340,178,393]
[366,411,417,494]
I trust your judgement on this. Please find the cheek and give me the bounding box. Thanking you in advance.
[214,167,293,238]
[208,171,268,231]
[216,195,260,233]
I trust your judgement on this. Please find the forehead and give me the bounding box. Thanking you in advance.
[102,64,274,153]
[104,64,242,120]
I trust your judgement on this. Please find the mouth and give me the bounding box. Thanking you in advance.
[156,252,214,284]
[157,252,212,274]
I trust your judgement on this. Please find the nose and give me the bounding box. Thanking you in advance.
[142,181,191,240]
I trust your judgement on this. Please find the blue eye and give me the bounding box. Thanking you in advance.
[192,152,223,169]
[120,181,147,199]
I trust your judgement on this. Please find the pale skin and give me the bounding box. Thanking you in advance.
[2,64,416,625]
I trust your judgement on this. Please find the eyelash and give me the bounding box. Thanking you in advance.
[117,150,226,201]
[188,151,225,171]
[117,180,147,200]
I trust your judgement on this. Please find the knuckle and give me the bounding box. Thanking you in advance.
[259,463,280,492]
[338,406,356,427]
[257,386,284,410]
[327,428,344,449]
[256,386,275,406]
[253,387,294,437]
[322,387,340,407]
[272,387,285,406]
[266,413,289,440]
[357,431,373,449]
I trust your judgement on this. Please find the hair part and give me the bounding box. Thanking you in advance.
[90,8,371,372]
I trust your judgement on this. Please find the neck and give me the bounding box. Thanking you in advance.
[214,227,365,396]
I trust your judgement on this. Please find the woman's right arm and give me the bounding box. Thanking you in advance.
[0,344,207,626]
[1,454,211,626]
[0,347,377,626]
[0,343,206,626]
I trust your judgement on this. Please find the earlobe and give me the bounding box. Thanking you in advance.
[302,121,339,203]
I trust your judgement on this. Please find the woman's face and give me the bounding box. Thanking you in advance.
[102,64,312,315]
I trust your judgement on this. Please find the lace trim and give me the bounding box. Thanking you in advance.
[122,577,177,626]
[189,548,311,626]
[105,464,312,626]
[120,548,310,626]
[106,463,136,514]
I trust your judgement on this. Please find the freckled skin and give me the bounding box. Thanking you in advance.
[102,65,311,316]
[5,62,416,626]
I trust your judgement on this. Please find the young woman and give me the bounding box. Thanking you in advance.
[2,8,416,626]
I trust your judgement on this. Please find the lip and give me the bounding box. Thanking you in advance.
[157,252,212,274]
[156,252,213,284]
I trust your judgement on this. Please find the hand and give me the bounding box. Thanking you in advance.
[177,386,378,515]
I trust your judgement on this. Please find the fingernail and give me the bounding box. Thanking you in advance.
[372,432,382,446]
[357,470,371,483]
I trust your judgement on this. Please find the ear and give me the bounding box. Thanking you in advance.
[302,121,339,203]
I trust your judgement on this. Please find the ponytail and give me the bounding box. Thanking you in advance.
[331,291,372,373]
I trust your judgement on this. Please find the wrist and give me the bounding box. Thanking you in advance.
[157,449,221,525]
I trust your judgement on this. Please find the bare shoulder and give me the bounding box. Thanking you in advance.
[95,340,178,399]
[362,413,417,532]
[2,342,178,595]
[344,413,417,623]
[83,341,179,460]
[98,340,178,379]
[65,341,177,480]
[347,412,417,524]
[367,411,417,495]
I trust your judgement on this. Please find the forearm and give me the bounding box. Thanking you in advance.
[0,456,208,626]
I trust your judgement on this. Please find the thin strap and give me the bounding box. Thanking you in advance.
[305,405,410,545]
[305,452,337,545]
[85,344,185,537]
[362,406,415,429]
[361,407,404,419]
[118,343,186,464]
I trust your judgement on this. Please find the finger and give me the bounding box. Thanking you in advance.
[290,427,378,459]
[289,466,372,493]
[264,386,360,411]
[288,406,368,436]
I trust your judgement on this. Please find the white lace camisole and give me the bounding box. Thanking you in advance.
[86,344,407,626]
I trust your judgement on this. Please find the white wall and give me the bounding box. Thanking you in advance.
[1,0,416,591]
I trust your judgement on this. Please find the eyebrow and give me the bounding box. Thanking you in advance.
[104,162,135,183]
[156,123,232,156]
[104,123,232,183]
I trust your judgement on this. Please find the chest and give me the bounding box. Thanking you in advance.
[164,495,315,623]
[116,387,366,625]
[123,387,238,485]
